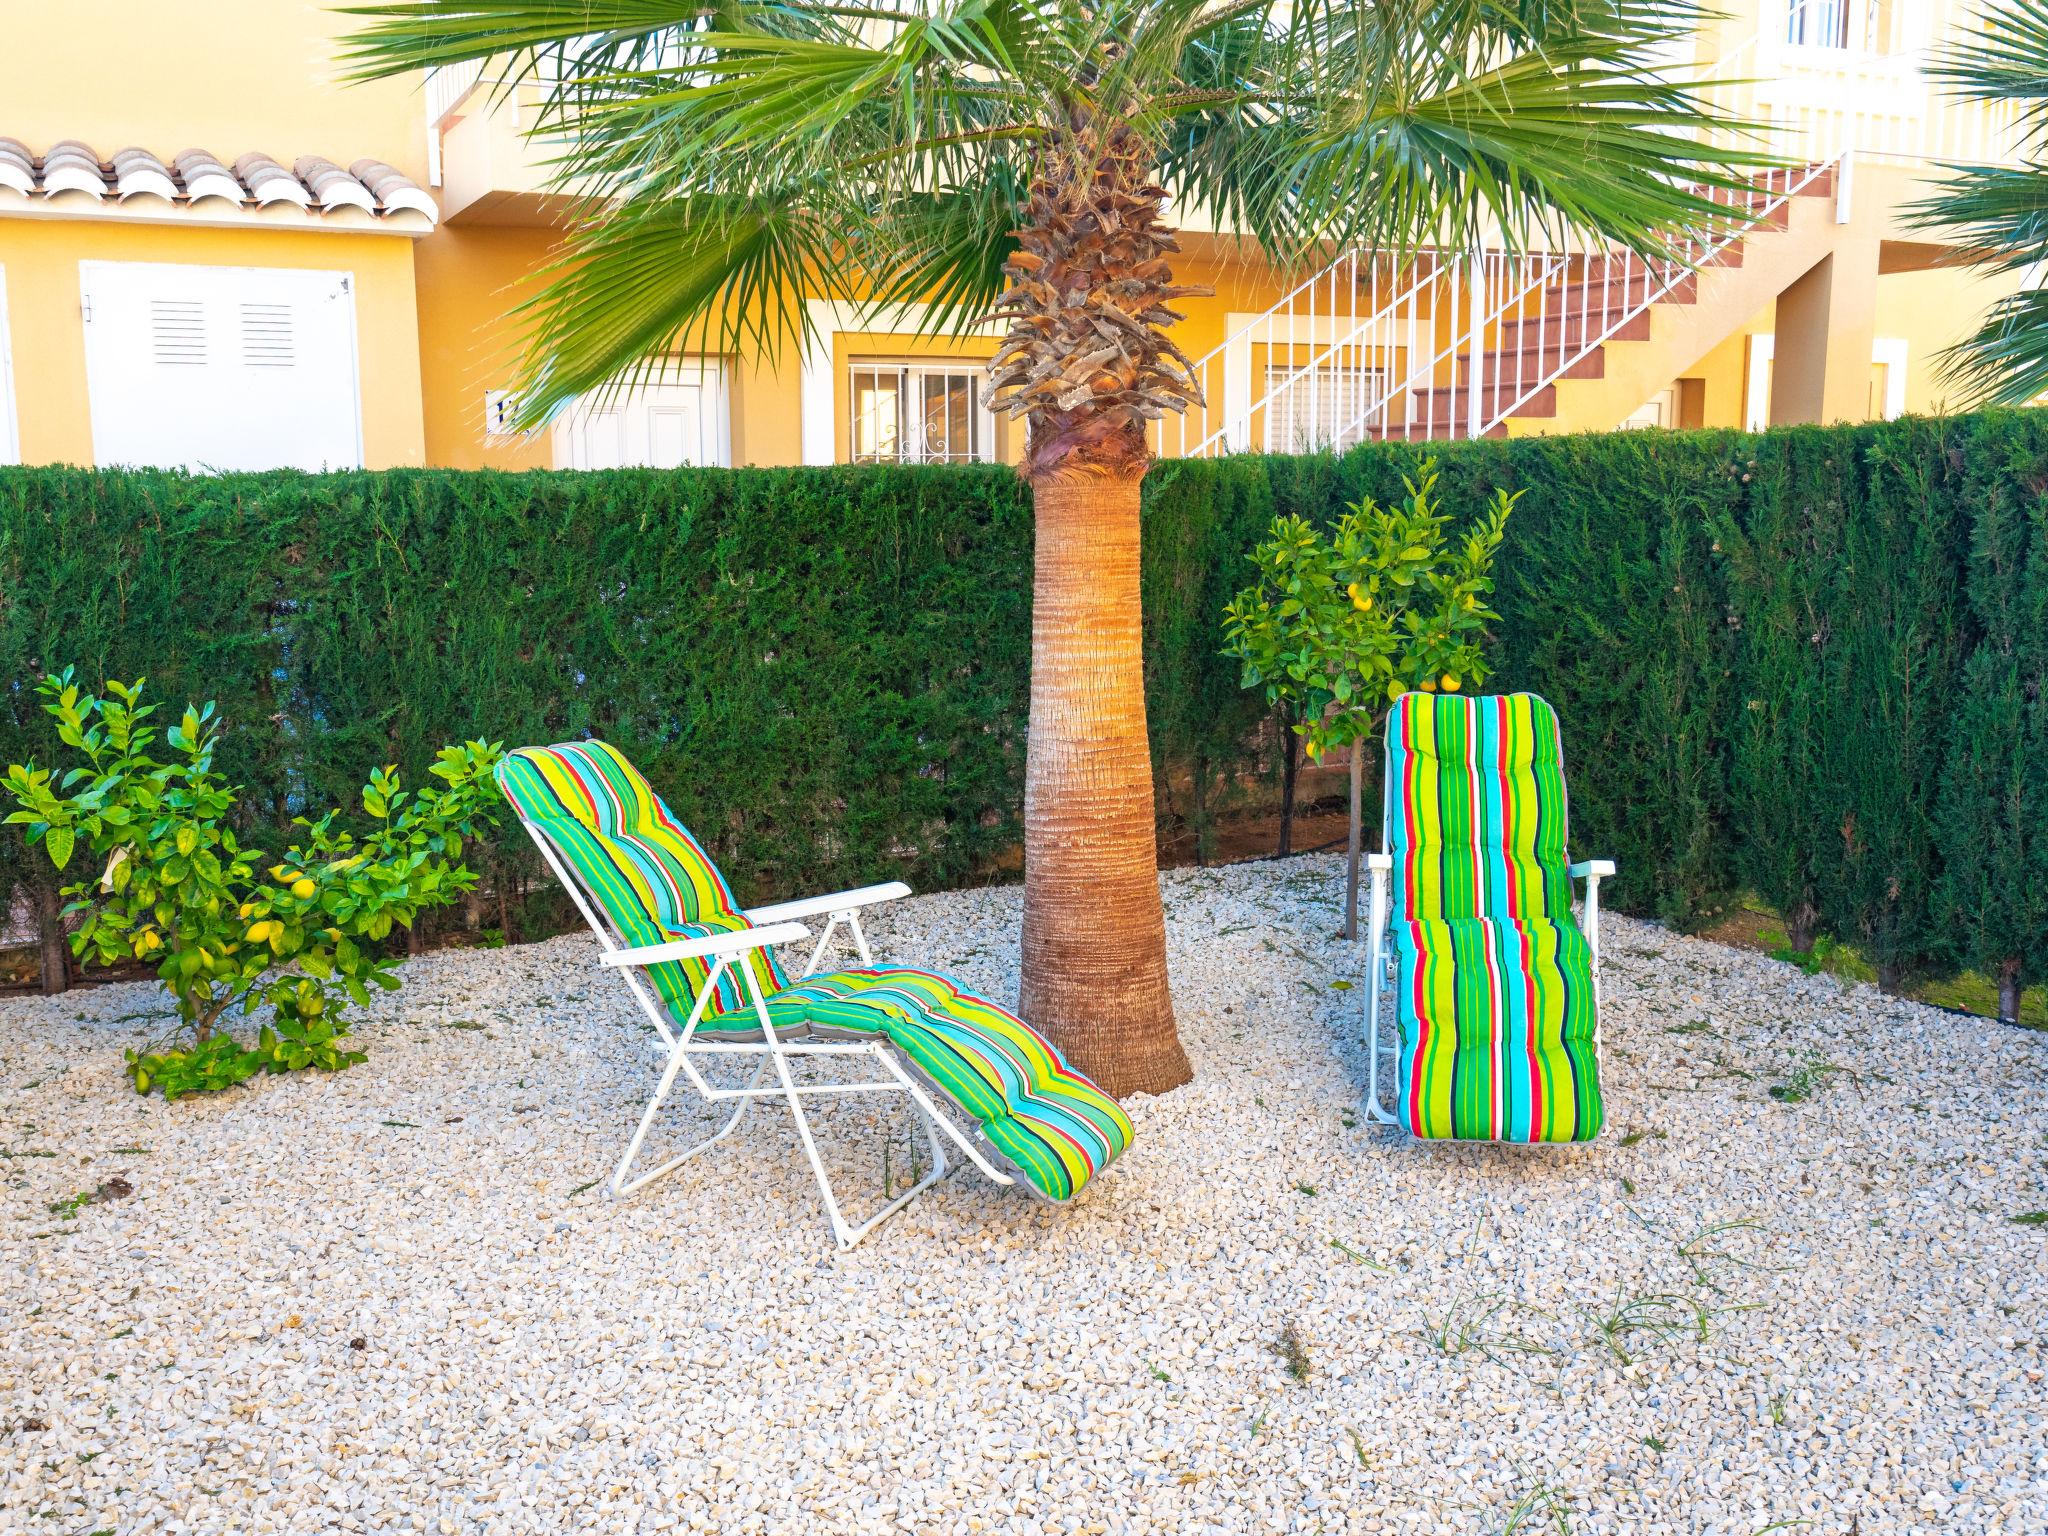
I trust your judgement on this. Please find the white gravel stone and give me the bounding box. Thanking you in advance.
[1,853,2045,1534]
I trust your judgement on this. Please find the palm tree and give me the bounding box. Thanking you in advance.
[1910,0,2048,404]
[344,0,1762,1098]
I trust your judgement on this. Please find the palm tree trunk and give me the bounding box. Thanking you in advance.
[1019,473,1191,1099]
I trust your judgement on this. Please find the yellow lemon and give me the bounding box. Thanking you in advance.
[1420,678,1438,693]
[1441,674,1461,692]
[1347,582,1374,613]
[269,864,290,881]
[291,878,317,901]
[246,920,272,944]
[323,927,342,943]
[238,902,256,919]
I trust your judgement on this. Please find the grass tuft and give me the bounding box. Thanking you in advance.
[1272,1320,1312,1382]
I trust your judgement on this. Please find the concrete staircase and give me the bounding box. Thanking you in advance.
[1172,162,1843,451]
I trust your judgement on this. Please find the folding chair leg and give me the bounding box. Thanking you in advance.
[612,1048,771,1198]
[760,1042,952,1250]
[1363,975,1399,1126]
[1363,859,1399,1126]
[878,1052,1017,1189]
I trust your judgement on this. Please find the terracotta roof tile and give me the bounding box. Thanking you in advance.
[0,139,435,224]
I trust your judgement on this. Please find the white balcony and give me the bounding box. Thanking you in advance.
[423,63,579,225]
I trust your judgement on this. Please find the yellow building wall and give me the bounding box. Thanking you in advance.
[1877,264,2017,416]
[1625,261,2021,432]
[413,225,556,470]
[0,220,426,469]
[0,0,427,187]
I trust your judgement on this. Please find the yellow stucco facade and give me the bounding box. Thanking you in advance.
[0,0,2025,475]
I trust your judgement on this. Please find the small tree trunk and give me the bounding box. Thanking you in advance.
[496,870,520,945]
[1343,742,1364,940]
[1997,957,2023,1026]
[33,881,69,997]
[1877,961,1904,995]
[406,918,426,958]
[1277,716,1301,858]
[1019,472,1191,1099]
[1786,900,1816,954]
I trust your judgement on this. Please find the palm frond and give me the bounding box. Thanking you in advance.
[1933,286,2048,405]
[511,192,855,420]
[340,0,1778,430]
[1927,0,2048,128]
[1910,0,2048,404]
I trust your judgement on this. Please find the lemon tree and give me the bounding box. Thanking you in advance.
[2,672,501,1098]
[1223,462,1514,934]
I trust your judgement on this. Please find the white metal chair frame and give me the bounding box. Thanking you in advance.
[1360,731,1615,1134]
[516,820,1015,1249]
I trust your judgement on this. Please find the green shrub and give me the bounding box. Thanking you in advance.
[2,672,501,1097]
[3,411,2048,1021]
[1223,461,1512,927]
[1222,460,1514,756]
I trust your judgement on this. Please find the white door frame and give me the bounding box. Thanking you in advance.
[800,300,1002,466]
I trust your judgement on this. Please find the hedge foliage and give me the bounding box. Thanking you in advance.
[3,409,2044,1000]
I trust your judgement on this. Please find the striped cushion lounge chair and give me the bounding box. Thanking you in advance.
[1362,693,1610,1143]
[497,741,1132,1248]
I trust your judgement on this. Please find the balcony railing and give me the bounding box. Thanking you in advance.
[422,60,489,186]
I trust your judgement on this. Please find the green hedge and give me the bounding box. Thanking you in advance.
[4,410,2045,1001]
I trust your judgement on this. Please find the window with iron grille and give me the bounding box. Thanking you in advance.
[1262,363,1389,453]
[849,363,990,464]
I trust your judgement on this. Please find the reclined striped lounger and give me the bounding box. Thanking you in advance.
[497,741,1132,1248]
[1362,692,1610,1143]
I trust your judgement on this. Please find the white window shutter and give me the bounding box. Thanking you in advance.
[78,261,364,472]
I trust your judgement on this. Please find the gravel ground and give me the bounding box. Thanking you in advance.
[3,853,2045,1535]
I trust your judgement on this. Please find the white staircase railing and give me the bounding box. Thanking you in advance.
[1165,249,1427,458]
[1479,159,1837,434]
[1165,156,1840,454]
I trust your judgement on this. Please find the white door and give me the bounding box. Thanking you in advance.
[552,365,729,468]
[78,261,363,472]
[0,268,18,465]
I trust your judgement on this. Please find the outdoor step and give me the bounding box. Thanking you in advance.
[1456,346,1607,385]
[1495,306,1653,350]
[1532,269,1699,310]
[1409,381,1558,421]
[1353,418,1510,442]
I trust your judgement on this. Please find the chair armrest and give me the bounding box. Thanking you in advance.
[1367,852,1393,872]
[1568,859,1617,879]
[744,881,912,925]
[599,921,811,968]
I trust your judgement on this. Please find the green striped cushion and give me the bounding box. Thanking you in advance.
[1391,917,1602,1142]
[1386,694,1603,1143]
[762,968,1134,1201]
[494,743,787,1021]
